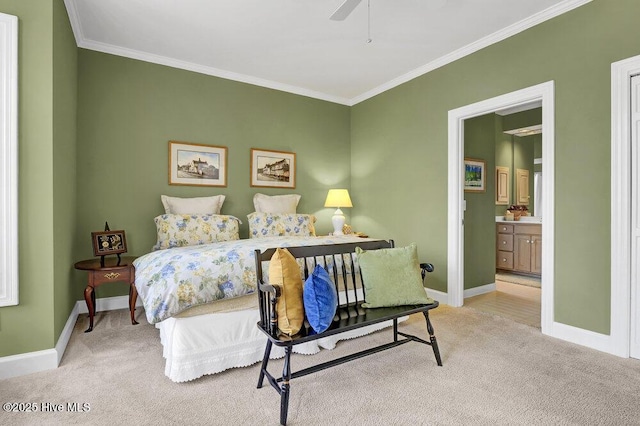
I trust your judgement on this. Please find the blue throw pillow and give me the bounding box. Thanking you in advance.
[303,265,338,334]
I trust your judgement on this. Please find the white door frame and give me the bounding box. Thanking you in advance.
[447,81,555,335]
[610,54,640,358]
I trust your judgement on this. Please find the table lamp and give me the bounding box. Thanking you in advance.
[324,189,353,236]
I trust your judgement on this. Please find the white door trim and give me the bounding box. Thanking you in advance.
[0,13,18,307]
[610,54,640,358]
[447,81,555,336]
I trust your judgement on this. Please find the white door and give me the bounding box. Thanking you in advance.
[631,74,640,359]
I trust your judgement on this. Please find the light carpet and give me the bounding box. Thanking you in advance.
[2,306,639,425]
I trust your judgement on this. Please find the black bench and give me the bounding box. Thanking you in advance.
[254,239,442,425]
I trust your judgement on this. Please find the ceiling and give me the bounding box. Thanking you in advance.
[64,0,590,106]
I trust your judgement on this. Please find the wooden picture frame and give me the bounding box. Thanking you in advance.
[169,141,227,187]
[250,148,296,189]
[91,230,127,257]
[464,158,486,192]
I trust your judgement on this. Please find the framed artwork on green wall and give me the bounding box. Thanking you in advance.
[464,158,486,192]
[169,141,228,187]
[250,148,296,189]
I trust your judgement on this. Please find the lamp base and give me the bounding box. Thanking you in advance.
[331,209,345,236]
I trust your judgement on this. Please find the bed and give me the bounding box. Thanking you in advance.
[133,210,396,382]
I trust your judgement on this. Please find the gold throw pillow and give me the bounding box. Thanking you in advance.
[269,248,304,335]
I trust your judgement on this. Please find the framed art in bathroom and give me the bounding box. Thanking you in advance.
[464,158,486,192]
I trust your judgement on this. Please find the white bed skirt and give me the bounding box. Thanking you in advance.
[157,309,405,383]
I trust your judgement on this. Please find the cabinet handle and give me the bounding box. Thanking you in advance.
[526,240,530,243]
[502,258,507,262]
[502,227,507,231]
[502,241,506,244]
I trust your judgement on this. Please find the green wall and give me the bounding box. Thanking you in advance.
[351,0,639,334]
[74,50,352,298]
[0,0,76,357]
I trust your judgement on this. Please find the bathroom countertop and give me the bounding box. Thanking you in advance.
[495,216,542,224]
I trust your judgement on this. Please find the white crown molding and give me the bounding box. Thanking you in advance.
[63,0,84,47]
[63,0,352,106]
[63,2,351,105]
[351,0,592,105]
[80,39,353,106]
[64,0,591,106]
[91,39,352,106]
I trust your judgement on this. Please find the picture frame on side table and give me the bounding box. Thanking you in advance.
[169,141,228,187]
[464,158,486,192]
[91,230,127,257]
[250,148,296,189]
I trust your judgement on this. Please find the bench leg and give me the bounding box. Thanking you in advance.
[423,311,443,366]
[257,340,273,389]
[280,346,292,426]
[393,318,398,342]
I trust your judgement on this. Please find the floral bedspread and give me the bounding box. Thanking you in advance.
[133,235,374,324]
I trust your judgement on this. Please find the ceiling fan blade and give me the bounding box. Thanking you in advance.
[330,0,363,21]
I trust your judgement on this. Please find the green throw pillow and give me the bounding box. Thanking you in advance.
[356,243,433,308]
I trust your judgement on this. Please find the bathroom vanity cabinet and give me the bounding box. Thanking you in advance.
[496,223,541,276]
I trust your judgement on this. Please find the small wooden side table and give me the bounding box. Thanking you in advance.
[74,256,139,333]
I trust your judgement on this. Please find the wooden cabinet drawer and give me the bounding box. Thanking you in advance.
[514,224,541,235]
[497,234,513,251]
[497,251,513,270]
[497,224,514,234]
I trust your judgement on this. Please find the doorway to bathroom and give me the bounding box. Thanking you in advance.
[461,104,543,328]
[447,81,555,335]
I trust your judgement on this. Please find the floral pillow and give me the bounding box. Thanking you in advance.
[153,214,240,250]
[247,212,316,238]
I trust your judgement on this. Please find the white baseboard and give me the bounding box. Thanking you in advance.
[1,292,624,381]
[425,283,496,306]
[0,349,58,380]
[0,295,142,380]
[55,302,80,365]
[425,287,448,305]
[546,321,618,356]
[464,283,496,298]
[76,294,143,315]
[425,285,622,356]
